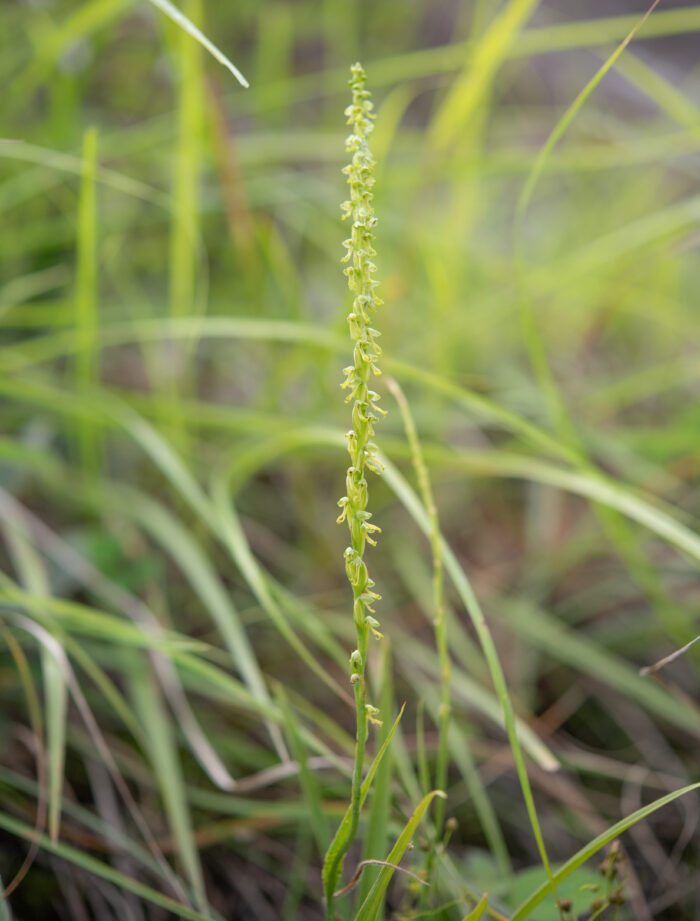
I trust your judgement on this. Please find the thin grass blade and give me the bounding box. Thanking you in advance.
[0,811,214,921]
[511,783,700,920]
[354,790,446,921]
[2,528,67,844]
[147,0,249,87]
[129,665,208,915]
[462,894,488,921]
[322,704,406,907]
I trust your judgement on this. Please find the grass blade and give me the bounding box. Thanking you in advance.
[429,0,540,150]
[516,0,662,234]
[277,688,329,856]
[0,875,12,921]
[147,0,249,87]
[129,665,208,915]
[462,894,488,921]
[358,645,395,906]
[211,477,349,706]
[497,601,700,736]
[322,704,406,907]
[75,126,99,474]
[381,457,559,893]
[514,0,662,438]
[2,526,66,845]
[117,487,281,753]
[169,0,203,322]
[511,783,700,920]
[354,790,446,921]
[0,811,214,921]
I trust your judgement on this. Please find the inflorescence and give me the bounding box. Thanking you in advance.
[336,63,386,713]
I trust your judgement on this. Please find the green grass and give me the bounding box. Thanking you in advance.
[1,1,700,919]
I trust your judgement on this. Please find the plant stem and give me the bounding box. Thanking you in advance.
[387,378,450,902]
[322,63,386,919]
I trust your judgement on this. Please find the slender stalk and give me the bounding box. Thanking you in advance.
[323,63,386,919]
[387,378,450,901]
[75,126,98,474]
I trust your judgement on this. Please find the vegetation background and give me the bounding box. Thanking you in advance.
[1,0,699,919]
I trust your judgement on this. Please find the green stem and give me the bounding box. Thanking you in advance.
[323,63,384,918]
[387,379,451,903]
[349,643,369,835]
[324,618,369,921]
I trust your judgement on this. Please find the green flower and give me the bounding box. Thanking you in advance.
[323,65,388,918]
[339,62,386,644]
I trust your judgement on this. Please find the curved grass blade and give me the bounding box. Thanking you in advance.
[210,475,350,706]
[514,0,662,438]
[516,0,662,234]
[429,0,540,150]
[76,379,700,568]
[511,782,700,920]
[8,613,190,903]
[147,0,249,87]
[115,486,282,754]
[462,894,488,921]
[277,688,328,857]
[0,624,47,902]
[129,665,208,915]
[0,142,169,207]
[354,790,446,921]
[0,811,215,921]
[1,526,67,845]
[0,483,235,789]
[322,704,406,908]
[95,403,338,713]
[381,457,559,893]
[75,126,99,475]
[497,601,700,736]
[443,451,700,567]
[0,584,202,654]
[0,318,575,464]
[358,646,395,906]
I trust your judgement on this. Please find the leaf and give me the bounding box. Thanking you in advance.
[358,647,395,905]
[507,864,600,920]
[129,666,208,915]
[429,0,541,150]
[1,527,67,845]
[210,478,349,705]
[146,0,249,87]
[511,782,700,920]
[354,789,446,921]
[516,0,662,233]
[117,486,284,756]
[277,688,328,856]
[462,894,488,921]
[322,704,406,905]
[381,458,559,891]
[497,601,700,735]
[447,451,700,567]
[75,126,99,474]
[0,811,213,921]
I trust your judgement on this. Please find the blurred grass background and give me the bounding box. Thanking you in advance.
[1,0,700,919]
